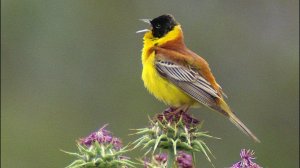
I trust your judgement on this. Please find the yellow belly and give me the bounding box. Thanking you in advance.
[142,52,196,107]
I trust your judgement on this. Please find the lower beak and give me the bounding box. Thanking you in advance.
[136,29,150,34]
[136,19,151,34]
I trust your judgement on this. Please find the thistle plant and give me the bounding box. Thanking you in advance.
[132,108,219,167]
[63,125,135,168]
[63,111,263,168]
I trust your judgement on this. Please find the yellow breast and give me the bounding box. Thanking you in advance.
[141,44,195,107]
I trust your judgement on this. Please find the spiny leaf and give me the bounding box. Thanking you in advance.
[199,140,215,159]
[65,159,86,168]
[143,147,153,156]
[60,149,83,158]
[194,140,211,162]
[131,128,153,135]
[171,139,178,155]
[177,141,193,150]
[153,134,167,154]
[133,136,148,149]
[77,144,95,156]
[142,139,156,149]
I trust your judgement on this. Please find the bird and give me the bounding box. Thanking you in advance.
[137,14,260,143]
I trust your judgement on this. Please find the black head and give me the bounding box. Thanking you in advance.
[150,14,178,38]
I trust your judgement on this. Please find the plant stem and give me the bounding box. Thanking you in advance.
[167,148,175,168]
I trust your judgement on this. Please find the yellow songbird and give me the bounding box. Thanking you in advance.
[137,14,260,142]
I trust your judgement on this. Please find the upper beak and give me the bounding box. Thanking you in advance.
[139,19,151,24]
[136,19,151,34]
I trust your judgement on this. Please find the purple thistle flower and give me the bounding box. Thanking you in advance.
[143,152,194,168]
[156,107,200,128]
[143,153,168,168]
[154,153,168,163]
[79,125,122,149]
[231,149,262,168]
[176,151,194,168]
[112,137,122,149]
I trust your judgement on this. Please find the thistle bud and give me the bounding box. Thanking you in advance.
[63,125,135,168]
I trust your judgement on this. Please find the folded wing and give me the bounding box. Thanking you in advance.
[155,58,221,108]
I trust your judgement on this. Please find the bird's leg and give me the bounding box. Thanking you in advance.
[182,105,190,113]
[176,105,190,114]
[171,106,184,114]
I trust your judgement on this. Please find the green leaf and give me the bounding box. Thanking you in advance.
[61,149,83,158]
[142,139,156,149]
[153,134,167,154]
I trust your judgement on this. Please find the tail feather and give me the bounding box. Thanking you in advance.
[228,113,261,143]
[213,99,261,143]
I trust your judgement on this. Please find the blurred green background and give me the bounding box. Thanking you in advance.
[2,0,299,167]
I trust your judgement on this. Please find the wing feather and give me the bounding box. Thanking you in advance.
[156,59,220,107]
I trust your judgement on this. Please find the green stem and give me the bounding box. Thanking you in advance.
[167,148,175,168]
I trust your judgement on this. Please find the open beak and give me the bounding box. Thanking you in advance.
[136,19,151,34]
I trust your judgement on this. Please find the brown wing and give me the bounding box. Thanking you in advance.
[155,57,221,108]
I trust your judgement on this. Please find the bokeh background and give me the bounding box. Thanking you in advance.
[2,0,299,167]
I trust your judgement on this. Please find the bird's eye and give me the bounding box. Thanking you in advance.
[155,24,161,29]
